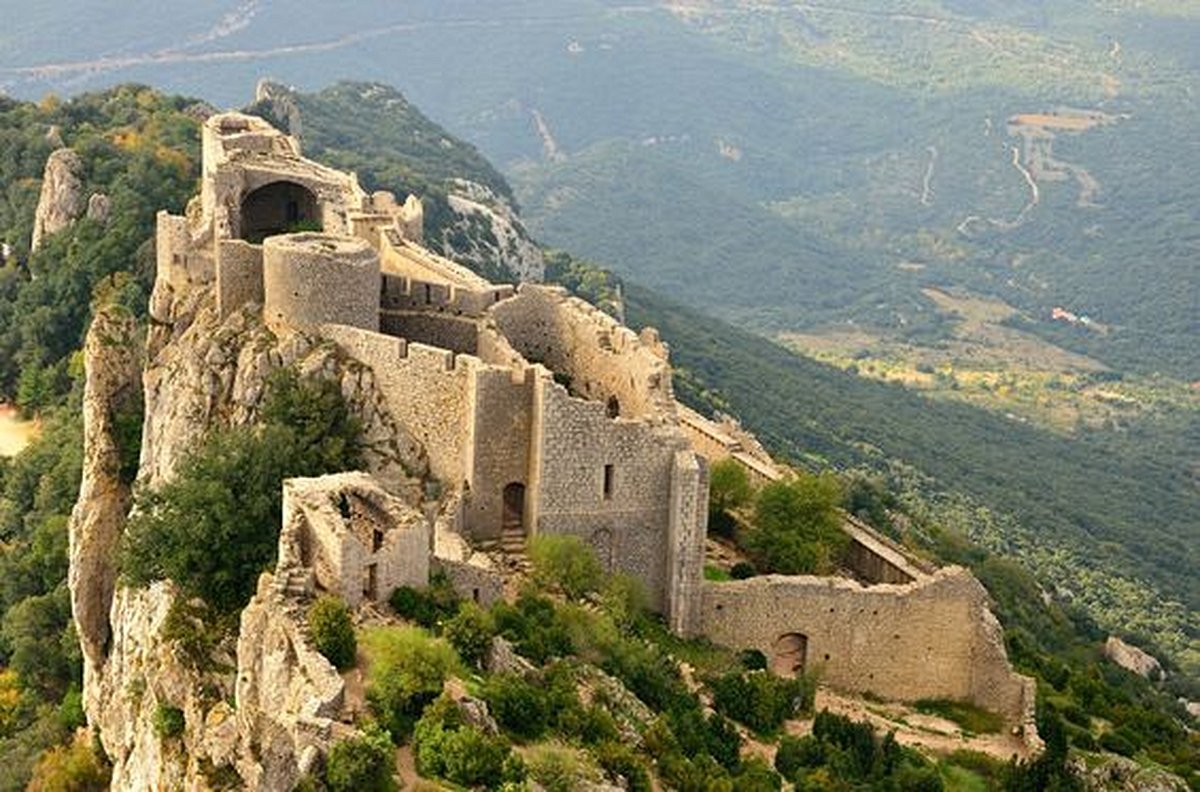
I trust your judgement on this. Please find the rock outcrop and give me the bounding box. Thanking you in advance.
[69,309,140,672]
[31,147,84,251]
[443,178,545,282]
[72,279,430,788]
[1104,636,1164,680]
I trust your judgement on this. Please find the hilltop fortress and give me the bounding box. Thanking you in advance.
[74,111,1037,786]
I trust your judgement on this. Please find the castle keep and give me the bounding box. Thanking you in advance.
[151,112,1034,739]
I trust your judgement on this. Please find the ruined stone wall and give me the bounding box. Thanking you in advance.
[462,366,536,540]
[320,325,472,485]
[530,379,685,610]
[216,240,264,318]
[154,211,212,295]
[263,234,379,332]
[490,286,674,421]
[379,271,511,317]
[379,312,480,356]
[666,450,708,635]
[699,568,1033,722]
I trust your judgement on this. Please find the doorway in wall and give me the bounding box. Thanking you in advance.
[501,482,526,552]
[772,632,808,677]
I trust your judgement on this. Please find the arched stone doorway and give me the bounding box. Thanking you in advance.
[240,180,318,243]
[772,632,808,677]
[501,482,526,540]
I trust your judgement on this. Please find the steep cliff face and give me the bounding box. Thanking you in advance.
[70,277,429,789]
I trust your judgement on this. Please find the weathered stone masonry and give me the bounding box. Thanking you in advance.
[149,110,1036,735]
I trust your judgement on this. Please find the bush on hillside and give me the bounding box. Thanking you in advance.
[308,596,357,670]
[323,723,396,792]
[528,534,603,601]
[743,472,847,575]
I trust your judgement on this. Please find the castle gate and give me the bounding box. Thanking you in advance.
[240,180,318,242]
[773,632,808,677]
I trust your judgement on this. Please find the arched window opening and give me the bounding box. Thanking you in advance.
[606,396,621,419]
[239,181,319,243]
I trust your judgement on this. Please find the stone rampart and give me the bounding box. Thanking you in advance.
[263,234,379,332]
[380,271,511,317]
[700,568,1035,726]
[154,211,212,295]
[320,324,474,485]
[490,286,675,421]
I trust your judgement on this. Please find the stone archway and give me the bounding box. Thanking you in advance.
[772,632,808,677]
[239,180,318,243]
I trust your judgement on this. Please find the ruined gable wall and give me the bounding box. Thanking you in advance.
[530,379,684,610]
[489,286,673,421]
[320,325,472,485]
[700,568,1033,722]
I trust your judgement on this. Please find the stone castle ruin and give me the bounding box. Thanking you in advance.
[152,111,1037,747]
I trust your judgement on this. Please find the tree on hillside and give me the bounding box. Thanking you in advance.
[743,472,847,575]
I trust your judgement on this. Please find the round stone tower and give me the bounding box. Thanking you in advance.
[263,233,380,332]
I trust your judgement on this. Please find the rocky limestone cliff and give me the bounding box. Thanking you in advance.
[443,178,545,282]
[31,147,84,251]
[71,273,431,788]
[1104,636,1165,680]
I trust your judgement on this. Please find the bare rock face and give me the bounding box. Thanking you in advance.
[1069,753,1189,791]
[68,308,140,672]
[31,147,85,251]
[1105,636,1164,680]
[70,271,430,788]
[235,574,350,791]
[86,192,112,225]
[443,178,545,282]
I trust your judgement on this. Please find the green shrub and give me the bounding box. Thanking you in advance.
[388,571,460,629]
[153,704,184,740]
[710,458,753,518]
[730,561,758,580]
[412,695,524,789]
[744,473,847,575]
[361,626,462,741]
[308,596,357,670]
[443,601,494,668]
[483,673,551,740]
[710,670,814,735]
[593,741,651,792]
[26,735,110,792]
[775,735,826,782]
[733,756,783,791]
[491,592,574,664]
[324,723,396,792]
[528,534,603,600]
